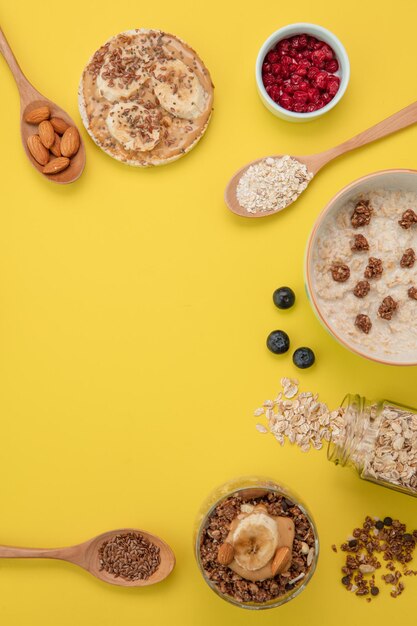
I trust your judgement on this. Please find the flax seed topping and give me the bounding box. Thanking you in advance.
[79,29,214,166]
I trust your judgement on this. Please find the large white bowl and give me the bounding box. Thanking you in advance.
[305,169,417,366]
[256,23,350,123]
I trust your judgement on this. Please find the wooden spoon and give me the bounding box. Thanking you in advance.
[225,100,417,217]
[0,528,175,587]
[0,26,85,184]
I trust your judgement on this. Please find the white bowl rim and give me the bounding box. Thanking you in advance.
[255,22,350,120]
[305,168,417,366]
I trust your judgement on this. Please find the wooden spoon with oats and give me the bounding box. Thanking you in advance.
[0,26,85,184]
[225,99,417,217]
[0,528,175,587]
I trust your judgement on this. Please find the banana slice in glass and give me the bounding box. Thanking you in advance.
[232,512,279,571]
[106,102,161,152]
[151,59,207,121]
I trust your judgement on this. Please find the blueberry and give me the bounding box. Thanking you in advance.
[293,347,315,369]
[273,287,295,310]
[267,330,290,354]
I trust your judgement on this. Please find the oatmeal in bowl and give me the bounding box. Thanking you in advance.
[79,29,214,166]
[305,170,417,365]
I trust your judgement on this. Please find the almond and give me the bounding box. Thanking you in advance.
[50,133,61,157]
[217,542,234,566]
[270,546,291,576]
[61,126,80,157]
[50,117,69,135]
[43,157,70,174]
[27,134,49,165]
[24,106,50,124]
[38,120,55,149]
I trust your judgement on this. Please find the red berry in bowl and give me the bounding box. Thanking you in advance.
[307,65,320,80]
[293,102,307,112]
[271,63,282,75]
[314,71,328,90]
[267,51,280,64]
[263,73,276,86]
[321,44,334,60]
[293,90,309,105]
[279,93,293,110]
[307,87,320,103]
[311,49,326,68]
[298,34,308,49]
[277,39,291,55]
[325,58,339,73]
[262,62,272,74]
[268,85,281,102]
[295,60,311,76]
[327,76,340,96]
[298,80,309,91]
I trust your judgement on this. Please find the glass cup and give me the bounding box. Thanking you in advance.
[194,476,319,609]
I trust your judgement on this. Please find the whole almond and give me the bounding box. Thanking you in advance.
[27,134,49,165]
[270,546,292,576]
[38,120,55,149]
[50,133,61,157]
[24,106,50,124]
[43,157,70,174]
[217,542,234,566]
[50,117,69,135]
[61,126,80,157]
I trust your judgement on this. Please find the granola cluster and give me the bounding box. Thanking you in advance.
[378,296,398,320]
[398,209,417,229]
[351,199,373,228]
[336,516,417,601]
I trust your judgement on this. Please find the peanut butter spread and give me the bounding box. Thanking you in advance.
[79,29,214,166]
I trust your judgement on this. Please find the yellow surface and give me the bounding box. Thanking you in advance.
[0,0,416,624]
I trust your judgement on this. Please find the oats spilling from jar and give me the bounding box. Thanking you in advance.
[254,377,345,452]
[336,515,417,601]
[236,156,313,214]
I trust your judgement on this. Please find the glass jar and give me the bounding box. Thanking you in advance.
[194,476,319,610]
[328,394,417,497]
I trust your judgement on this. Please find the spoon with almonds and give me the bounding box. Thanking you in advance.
[0,528,175,587]
[0,26,85,183]
[225,100,417,217]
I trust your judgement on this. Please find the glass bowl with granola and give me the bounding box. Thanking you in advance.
[195,476,319,609]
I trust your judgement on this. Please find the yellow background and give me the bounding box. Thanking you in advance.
[0,0,416,624]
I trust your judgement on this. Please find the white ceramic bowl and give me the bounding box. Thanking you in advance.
[305,169,417,366]
[256,23,350,122]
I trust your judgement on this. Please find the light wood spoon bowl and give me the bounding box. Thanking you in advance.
[0,528,175,587]
[225,100,417,217]
[0,26,85,184]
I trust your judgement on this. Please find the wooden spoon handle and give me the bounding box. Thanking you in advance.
[0,26,37,101]
[318,100,417,168]
[0,544,80,563]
